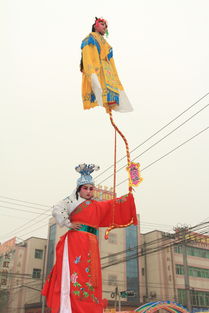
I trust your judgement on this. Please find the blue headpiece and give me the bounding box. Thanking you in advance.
[75,163,100,187]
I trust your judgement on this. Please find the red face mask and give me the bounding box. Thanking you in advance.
[94,19,108,35]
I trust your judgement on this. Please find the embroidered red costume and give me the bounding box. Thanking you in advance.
[42,193,137,313]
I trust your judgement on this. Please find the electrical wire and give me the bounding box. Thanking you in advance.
[116,126,209,187]
[0,195,50,207]
[0,205,50,216]
[101,222,209,268]
[97,105,209,185]
[0,199,50,211]
[1,95,208,242]
[94,92,209,180]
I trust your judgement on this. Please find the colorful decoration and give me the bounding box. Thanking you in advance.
[135,301,189,313]
[127,162,143,187]
[80,18,142,239]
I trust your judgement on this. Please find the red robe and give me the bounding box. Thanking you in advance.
[42,193,137,313]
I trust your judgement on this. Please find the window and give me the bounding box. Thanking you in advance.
[3,261,9,268]
[174,244,209,259]
[46,224,56,276]
[176,264,209,279]
[32,268,41,279]
[176,264,184,275]
[174,245,183,254]
[178,289,186,306]
[108,274,117,286]
[1,270,8,278]
[5,253,10,260]
[1,279,7,285]
[35,249,43,259]
[178,289,209,307]
[109,233,117,244]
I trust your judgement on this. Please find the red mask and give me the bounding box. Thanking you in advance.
[94,18,108,34]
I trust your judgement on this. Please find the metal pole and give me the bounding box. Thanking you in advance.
[41,245,47,313]
[41,295,45,313]
[114,286,118,311]
[170,244,177,301]
[182,229,192,312]
[118,290,121,311]
[143,242,149,301]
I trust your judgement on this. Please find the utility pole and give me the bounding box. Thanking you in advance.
[143,242,149,301]
[118,289,121,312]
[114,286,118,311]
[41,245,47,313]
[175,226,192,312]
[182,228,192,312]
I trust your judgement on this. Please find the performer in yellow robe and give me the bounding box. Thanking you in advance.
[81,18,133,113]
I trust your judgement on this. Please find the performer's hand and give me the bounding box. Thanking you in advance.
[70,222,82,230]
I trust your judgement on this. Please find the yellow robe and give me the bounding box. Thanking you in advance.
[81,32,124,111]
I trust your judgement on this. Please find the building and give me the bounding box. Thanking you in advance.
[0,236,47,313]
[140,229,209,311]
[0,237,16,313]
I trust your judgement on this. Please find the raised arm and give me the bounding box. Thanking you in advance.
[96,193,138,227]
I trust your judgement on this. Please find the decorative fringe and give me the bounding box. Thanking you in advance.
[105,218,134,240]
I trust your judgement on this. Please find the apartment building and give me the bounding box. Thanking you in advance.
[0,236,47,313]
[140,230,209,311]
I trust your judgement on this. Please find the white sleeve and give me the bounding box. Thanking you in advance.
[52,194,84,228]
[52,199,72,228]
[91,73,103,106]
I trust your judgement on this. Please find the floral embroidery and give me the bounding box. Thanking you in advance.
[70,200,92,217]
[74,256,81,264]
[91,294,99,303]
[116,194,128,203]
[83,291,89,297]
[71,252,99,303]
[71,272,78,284]
[85,282,94,291]
[73,290,80,296]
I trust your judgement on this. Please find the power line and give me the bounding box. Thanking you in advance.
[0,199,50,212]
[1,95,208,241]
[103,226,209,269]
[1,213,31,220]
[0,195,50,208]
[97,104,209,185]
[94,92,209,180]
[15,222,49,238]
[1,209,50,239]
[101,222,209,268]
[101,221,209,263]
[116,126,209,187]
[1,115,208,241]
[0,205,50,216]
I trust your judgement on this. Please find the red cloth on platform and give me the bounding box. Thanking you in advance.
[42,193,137,313]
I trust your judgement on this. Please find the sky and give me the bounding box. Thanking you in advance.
[0,0,209,244]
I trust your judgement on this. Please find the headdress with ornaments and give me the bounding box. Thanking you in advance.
[75,163,100,187]
[93,17,109,37]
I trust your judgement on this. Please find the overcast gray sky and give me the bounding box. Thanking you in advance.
[0,0,209,243]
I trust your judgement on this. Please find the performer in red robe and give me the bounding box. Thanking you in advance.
[42,164,138,313]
